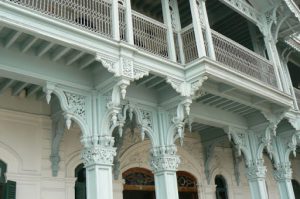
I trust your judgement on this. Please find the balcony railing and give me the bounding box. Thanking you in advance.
[5,0,278,88]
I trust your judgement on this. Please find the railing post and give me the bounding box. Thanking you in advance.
[161,0,177,62]
[189,0,207,58]
[112,0,120,41]
[263,35,284,91]
[168,0,185,63]
[124,0,134,45]
[200,0,216,60]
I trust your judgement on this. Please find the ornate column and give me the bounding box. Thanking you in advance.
[150,145,180,199]
[273,163,295,199]
[189,0,207,57]
[81,136,117,199]
[246,160,269,199]
[161,0,177,61]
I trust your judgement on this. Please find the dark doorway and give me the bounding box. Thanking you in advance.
[215,175,228,199]
[75,164,86,199]
[292,179,300,199]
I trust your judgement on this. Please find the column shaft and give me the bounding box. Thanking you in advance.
[273,164,295,199]
[124,0,134,44]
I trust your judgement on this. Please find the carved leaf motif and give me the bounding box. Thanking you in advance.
[140,109,153,129]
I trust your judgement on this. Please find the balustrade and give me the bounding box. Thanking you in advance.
[211,30,277,88]
[181,25,198,63]
[8,0,113,37]
[132,11,168,58]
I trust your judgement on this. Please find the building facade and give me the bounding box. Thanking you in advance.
[0,0,300,198]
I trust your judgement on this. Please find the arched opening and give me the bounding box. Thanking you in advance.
[215,175,228,199]
[123,168,155,199]
[122,168,199,199]
[75,164,86,199]
[0,160,16,199]
[292,179,300,198]
[177,171,199,199]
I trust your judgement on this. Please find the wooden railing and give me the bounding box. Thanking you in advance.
[8,0,113,37]
[132,11,168,58]
[211,30,277,88]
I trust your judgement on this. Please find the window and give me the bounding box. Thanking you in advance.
[215,175,228,199]
[75,164,86,199]
[292,179,300,198]
[0,160,16,199]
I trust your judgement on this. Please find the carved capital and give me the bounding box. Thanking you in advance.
[81,136,116,166]
[273,163,292,181]
[246,160,267,180]
[150,146,180,173]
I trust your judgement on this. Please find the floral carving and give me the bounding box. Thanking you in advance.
[150,146,180,173]
[82,145,117,166]
[246,160,266,180]
[140,109,153,129]
[64,92,87,121]
[273,163,292,181]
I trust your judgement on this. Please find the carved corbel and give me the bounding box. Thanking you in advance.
[224,126,247,157]
[232,146,242,186]
[287,117,300,157]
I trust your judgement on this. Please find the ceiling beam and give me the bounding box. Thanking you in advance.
[66,51,85,66]
[27,85,41,97]
[12,82,29,96]
[37,42,54,57]
[21,37,38,53]
[5,31,22,48]
[52,47,71,62]
[0,79,15,95]
[80,56,95,70]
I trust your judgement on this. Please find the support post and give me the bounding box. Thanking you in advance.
[124,0,134,44]
[246,160,269,199]
[112,0,120,41]
[200,0,216,60]
[263,34,284,91]
[161,0,177,61]
[81,136,116,199]
[189,0,207,57]
[150,145,180,199]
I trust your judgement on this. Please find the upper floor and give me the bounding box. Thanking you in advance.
[0,0,300,119]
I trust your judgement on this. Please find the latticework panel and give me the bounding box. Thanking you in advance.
[132,11,168,58]
[181,25,198,63]
[7,0,113,38]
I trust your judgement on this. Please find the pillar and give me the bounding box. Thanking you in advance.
[189,0,207,57]
[273,163,295,199]
[246,160,269,199]
[81,136,116,199]
[161,0,177,61]
[150,145,180,199]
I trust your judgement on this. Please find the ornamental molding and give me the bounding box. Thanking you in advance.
[81,136,116,166]
[166,76,208,98]
[246,160,267,180]
[150,145,180,173]
[64,91,87,122]
[273,162,293,181]
[96,53,149,81]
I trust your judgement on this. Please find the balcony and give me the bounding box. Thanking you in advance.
[4,0,277,89]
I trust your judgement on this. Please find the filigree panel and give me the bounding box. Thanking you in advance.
[64,92,87,121]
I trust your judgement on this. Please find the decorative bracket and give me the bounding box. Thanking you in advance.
[50,114,65,177]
